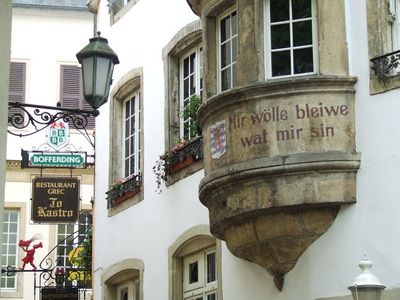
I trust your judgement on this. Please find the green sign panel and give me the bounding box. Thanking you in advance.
[21,151,87,168]
[31,154,84,167]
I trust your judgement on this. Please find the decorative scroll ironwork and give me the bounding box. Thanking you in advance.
[8,102,98,148]
[370,49,400,81]
[1,212,92,300]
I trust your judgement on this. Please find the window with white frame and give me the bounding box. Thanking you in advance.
[390,0,400,50]
[180,46,203,140]
[265,0,317,78]
[56,223,75,267]
[218,9,237,91]
[123,92,141,178]
[118,280,140,300]
[183,249,217,300]
[1,210,19,290]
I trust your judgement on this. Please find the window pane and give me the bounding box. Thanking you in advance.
[125,140,129,159]
[232,11,237,35]
[190,75,196,95]
[189,261,199,284]
[270,0,289,22]
[292,0,311,19]
[207,252,216,283]
[220,16,231,42]
[293,20,312,46]
[190,53,196,73]
[221,68,231,91]
[184,79,189,99]
[272,51,291,76]
[207,293,217,300]
[125,101,130,117]
[221,43,231,68]
[271,24,290,49]
[294,47,314,74]
[184,57,189,77]
[232,36,238,62]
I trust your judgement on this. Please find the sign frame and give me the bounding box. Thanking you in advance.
[31,177,80,223]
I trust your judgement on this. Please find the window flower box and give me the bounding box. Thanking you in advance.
[153,137,203,193]
[106,175,141,208]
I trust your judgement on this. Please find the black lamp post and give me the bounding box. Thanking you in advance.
[76,32,120,111]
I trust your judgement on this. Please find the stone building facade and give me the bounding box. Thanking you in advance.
[93,0,400,299]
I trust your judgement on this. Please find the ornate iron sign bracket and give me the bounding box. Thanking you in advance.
[8,102,98,148]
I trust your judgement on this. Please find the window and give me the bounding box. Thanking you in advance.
[162,20,204,185]
[118,280,140,300]
[8,62,26,121]
[123,93,141,178]
[102,258,144,300]
[183,249,217,300]
[218,9,237,91]
[1,210,19,290]
[56,213,92,268]
[265,0,317,78]
[60,64,95,130]
[57,223,75,267]
[169,226,221,300]
[109,68,143,214]
[180,46,203,140]
[390,0,400,50]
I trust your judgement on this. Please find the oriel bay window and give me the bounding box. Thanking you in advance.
[218,9,237,91]
[265,0,317,78]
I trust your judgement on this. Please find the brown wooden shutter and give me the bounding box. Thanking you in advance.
[60,65,95,130]
[8,62,26,121]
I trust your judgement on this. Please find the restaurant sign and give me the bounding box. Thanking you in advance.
[32,177,80,223]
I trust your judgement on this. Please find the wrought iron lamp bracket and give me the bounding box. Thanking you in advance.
[8,101,98,148]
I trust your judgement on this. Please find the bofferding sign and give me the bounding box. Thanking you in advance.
[32,177,80,223]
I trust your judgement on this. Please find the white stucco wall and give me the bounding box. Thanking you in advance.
[93,0,400,299]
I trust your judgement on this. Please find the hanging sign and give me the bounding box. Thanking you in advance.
[31,177,80,223]
[21,150,87,169]
[41,287,78,300]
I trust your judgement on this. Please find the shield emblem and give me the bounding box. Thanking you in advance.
[47,121,69,149]
[211,120,227,159]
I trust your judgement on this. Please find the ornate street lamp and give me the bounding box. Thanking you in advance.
[348,257,385,300]
[76,32,119,111]
[8,33,119,147]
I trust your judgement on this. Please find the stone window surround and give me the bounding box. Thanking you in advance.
[168,224,223,300]
[101,258,144,300]
[162,20,204,184]
[108,67,144,216]
[188,0,349,101]
[367,0,400,94]
[109,0,140,25]
[1,203,26,298]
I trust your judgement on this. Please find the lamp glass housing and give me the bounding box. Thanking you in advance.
[349,286,384,300]
[76,34,119,109]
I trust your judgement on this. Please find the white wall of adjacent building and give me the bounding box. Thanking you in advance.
[2,4,94,300]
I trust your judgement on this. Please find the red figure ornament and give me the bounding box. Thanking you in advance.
[18,234,43,270]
